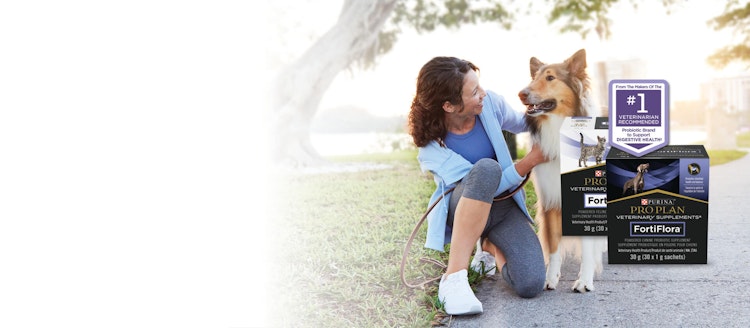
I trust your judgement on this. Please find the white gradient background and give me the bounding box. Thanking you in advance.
[1,1,270,327]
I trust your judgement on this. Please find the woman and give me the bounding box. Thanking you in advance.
[408,57,546,315]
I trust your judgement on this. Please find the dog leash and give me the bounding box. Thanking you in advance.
[400,173,531,289]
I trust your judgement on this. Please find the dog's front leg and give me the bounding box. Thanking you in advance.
[545,251,562,290]
[541,208,563,290]
[572,237,597,292]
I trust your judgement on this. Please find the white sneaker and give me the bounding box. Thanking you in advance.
[470,251,497,275]
[438,269,483,315]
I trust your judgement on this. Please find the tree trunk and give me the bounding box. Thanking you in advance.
[271,0,398,167]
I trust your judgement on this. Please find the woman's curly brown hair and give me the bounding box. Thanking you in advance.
[408,57,479,147]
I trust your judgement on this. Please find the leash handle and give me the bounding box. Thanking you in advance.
[400,173,531,289]
[492,173,531,202]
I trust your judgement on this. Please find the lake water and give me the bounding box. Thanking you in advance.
[312,129,708,157]
[311,132,414,156]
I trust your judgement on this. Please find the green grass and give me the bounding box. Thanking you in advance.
[695,131,750,165]
[270,150,503,327]
[738,131,750,148]
[270,150,443,327]
[708,149,748,166]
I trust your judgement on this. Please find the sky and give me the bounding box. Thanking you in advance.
[269,1,743,119]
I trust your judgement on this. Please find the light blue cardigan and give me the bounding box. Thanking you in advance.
[417,90,533,251]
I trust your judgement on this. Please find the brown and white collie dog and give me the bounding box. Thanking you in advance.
[518,49,608,292]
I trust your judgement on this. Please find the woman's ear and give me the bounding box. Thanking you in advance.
[442,101,454,113]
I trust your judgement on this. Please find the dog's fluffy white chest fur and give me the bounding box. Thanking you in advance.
[531,115,565,209]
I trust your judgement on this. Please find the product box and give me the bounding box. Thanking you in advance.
[606,145,709,264]
[560,117,611,235]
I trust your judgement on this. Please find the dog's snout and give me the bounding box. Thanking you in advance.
[518,88,529,102]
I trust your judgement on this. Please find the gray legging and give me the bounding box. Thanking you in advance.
[447,158,545,298]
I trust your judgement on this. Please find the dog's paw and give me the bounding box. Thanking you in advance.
[572,279,595,293]
[545,277,559,290]
[544,270,560,290]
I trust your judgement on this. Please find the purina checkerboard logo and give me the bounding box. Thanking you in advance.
[595,170,604,177]
[640,198,677,206]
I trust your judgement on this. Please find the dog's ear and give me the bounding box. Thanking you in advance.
[565,49,587,79]
[530,57,544,79]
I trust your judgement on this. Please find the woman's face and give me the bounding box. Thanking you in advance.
[451,69,486,116]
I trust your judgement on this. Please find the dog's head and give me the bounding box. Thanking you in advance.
[637,163,650,173]
[518,49,590,120]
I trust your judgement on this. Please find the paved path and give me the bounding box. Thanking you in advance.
[448,151,750,327]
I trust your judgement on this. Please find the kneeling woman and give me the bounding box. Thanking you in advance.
[408,57,547,315]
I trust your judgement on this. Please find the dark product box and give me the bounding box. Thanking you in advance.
[606,145,709,264]
[561,117,610,235]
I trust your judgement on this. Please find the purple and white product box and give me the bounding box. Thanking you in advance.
[606,145,709,264]
[560,116,611,235]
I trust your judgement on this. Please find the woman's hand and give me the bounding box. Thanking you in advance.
[514,142,548,177]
